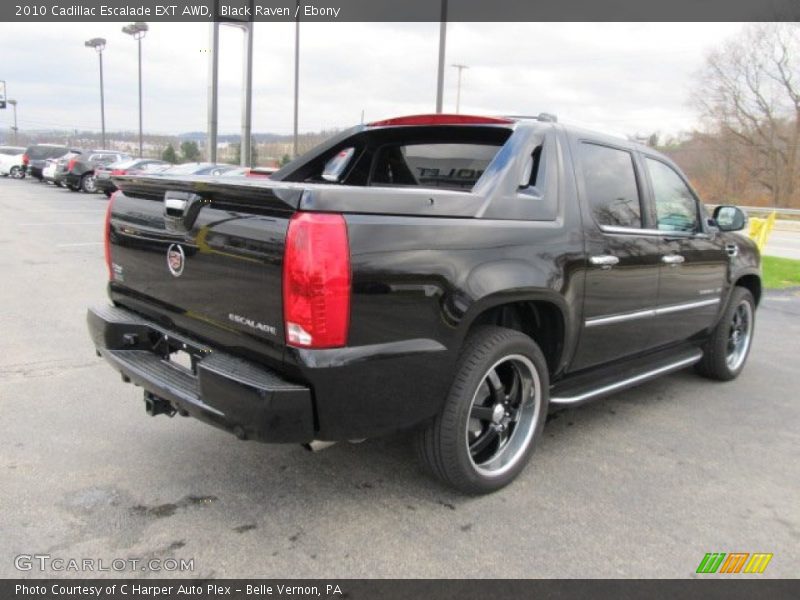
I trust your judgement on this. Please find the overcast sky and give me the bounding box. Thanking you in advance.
[0,22,744,138]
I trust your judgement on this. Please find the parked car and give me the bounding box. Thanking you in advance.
[95,159,171,197]
[22,144,77,180]
[42,151,83,187]
[87,113,760,494]
[0,146,26,178]
[155,162,238,177]
[220,167,275,178]
[63,151,133,193]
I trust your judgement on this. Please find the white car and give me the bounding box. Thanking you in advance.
[0,147,26,179]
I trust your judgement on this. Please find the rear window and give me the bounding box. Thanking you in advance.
[371,143,501,190]
[0,147,25,156]
[27,145,68,160]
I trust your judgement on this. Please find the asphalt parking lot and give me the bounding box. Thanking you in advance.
[0,176,798,579]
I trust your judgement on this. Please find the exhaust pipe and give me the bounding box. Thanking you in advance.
[303,440,337,452]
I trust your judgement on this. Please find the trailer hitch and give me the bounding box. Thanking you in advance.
[144,392,176,417]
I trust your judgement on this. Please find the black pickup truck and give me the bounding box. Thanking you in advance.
[87,114,760,493]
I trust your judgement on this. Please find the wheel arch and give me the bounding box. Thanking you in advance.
[462,294,569,377]
[735,273,761,306]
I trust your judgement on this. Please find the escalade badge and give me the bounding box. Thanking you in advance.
[167,244,185,277]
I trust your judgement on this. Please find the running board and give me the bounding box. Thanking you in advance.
[550,349,703,406]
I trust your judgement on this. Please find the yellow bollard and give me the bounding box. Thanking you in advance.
[748,211,777,252]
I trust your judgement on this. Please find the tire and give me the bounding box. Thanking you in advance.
[10,166,22,179]
[81,173,97,193]
[417,326,549,494]
[103,190,112,198]
[695,287,755,381]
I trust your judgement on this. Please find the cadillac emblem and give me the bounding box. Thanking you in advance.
[167,244,185,277]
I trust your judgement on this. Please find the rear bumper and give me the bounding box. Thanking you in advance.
[87,304,315,443]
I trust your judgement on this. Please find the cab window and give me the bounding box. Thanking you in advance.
[580,142,642,228]
[645,158,699,233]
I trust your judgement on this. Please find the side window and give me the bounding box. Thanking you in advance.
[580,142,642,228]
[645,158,700,233]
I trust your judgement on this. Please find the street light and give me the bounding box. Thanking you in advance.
[7,99,18,145]
[122,21,148,157]
[85,37,107,149]
[451,63,468,114]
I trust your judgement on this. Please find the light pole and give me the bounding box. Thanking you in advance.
[85,37,107,149]
[451,63,468,114]
[122,22,148,157]
[293,4,300,158]
[8,99,17,145]
[435,0,448,113]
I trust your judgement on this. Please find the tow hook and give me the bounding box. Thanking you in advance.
[144,392,176,417]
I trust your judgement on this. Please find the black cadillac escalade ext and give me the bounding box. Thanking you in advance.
[87,114,760,493]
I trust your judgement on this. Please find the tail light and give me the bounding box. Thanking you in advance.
[111,169,127,176]
[104,192,118,280]
[67,158,77,171]
[22,154,29,165]
[283,212,350,348]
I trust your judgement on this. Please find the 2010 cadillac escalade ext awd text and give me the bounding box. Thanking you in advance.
[87,113,760,493]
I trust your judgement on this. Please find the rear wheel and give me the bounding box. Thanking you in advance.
[10,166,23,179]
[81,173,97,193]
[417,326,549,494]
[696,287,755,381]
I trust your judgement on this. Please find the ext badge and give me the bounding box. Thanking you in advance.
[167,244,185,277]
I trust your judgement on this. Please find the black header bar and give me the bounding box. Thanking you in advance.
[3,0,800,22]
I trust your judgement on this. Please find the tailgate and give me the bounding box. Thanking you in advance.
[107,175,304,357]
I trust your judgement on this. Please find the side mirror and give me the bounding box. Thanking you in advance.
[713,205,747,232]
[322,147,355,183]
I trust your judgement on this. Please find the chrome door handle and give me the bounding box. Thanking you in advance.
[661,254,685,266]
[589,255,620,269]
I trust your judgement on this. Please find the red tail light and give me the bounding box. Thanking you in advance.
[283,212,350,348]
[67,159,77,171]
[22,154,29,165]
[367,114,514,127]
[104,192,118,280]
[111,169,127,176]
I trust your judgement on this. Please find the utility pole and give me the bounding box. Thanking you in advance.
[452,63,468,114]
[8,99,18,145]
[207,22,220,163]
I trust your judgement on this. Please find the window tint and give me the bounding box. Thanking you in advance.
[371,143,502,191]
[646,158,699,233]
[580,143,642,228]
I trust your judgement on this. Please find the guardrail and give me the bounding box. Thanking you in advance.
[739,206,800,217]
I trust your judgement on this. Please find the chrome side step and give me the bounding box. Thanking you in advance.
[550,350,702,406]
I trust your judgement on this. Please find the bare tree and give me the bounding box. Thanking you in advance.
[694,23,800,207]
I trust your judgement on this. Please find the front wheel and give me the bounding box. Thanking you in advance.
[10,166,24,179]
[81,173,97,193]
[696,287,755,381]
[417,326,549,494]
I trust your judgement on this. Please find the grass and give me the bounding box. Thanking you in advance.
[762,255,800,289]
